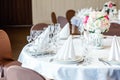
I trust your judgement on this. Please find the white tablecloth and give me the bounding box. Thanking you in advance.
[18,35,120,80]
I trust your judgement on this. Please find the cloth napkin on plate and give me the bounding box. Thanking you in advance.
[108,36,120,61]
[29,26,50,53]
[54,35,76,60]
[58,23,70,39]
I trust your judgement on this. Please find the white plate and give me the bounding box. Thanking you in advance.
[59,37,68,40]
[26,48,55,56]
[54,56,84,64]
[94,46,104,49]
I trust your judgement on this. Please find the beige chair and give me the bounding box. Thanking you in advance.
[0,30,21,78]
[57,16,68,29]
[30,23,48,31]
[51,12,57,24]
[0,30,12,60]
[6,65,46,80]
[0,30,21,66]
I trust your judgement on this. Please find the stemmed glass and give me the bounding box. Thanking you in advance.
[48,24,55,54]
[52,23,61,53]
[27,36,32,43]
[78,23,85,47]
[78,23,84,38]
[49,24,54,43]
[48,23,61,54]
[29,30,43,42]
[81,39,91,65]
[78,24,91,65]
[30,30,39,41]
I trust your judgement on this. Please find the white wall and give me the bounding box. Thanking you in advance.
[32,0,120,24]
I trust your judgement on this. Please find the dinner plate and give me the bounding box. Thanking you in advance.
[54,56,84,64]
[94,46,104,49]
[26,48,55,57]
[59,37,68,40]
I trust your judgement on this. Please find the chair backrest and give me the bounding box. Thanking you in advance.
[57,16,68,28]
[0,30,12,60]
[71,25,80,35]
[66,9,75,25]
[6,65,46,80]
[51,12,57,24]
[30,23,48,31]
[103,23,120,36]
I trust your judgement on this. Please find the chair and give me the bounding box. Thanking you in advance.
[0,30,12,60]
[66,9,75,34]
[51,12,57,24]
[57,16,68,28]
[71,25,80,35]
[0,30,21,65]
[6,65,46,80]
[66,9,75,26]
[103,23,120,36]
[30,23,48,31]
[0,30,21,78]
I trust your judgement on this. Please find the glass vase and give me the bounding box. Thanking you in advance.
[89,33,103,49]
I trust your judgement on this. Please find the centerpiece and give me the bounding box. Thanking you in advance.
[83,11,110,49]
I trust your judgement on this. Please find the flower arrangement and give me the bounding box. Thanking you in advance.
[102,1,117,15]
[83,11,110,33]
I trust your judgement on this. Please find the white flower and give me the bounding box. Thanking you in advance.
[84,11,110,33]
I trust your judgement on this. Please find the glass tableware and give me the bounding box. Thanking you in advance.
[27,36,32,43]
[30,30,43,42]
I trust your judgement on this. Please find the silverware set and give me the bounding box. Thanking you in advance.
[98,58,111,66]
[49,57,112,66]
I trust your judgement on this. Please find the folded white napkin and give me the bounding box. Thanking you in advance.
[108,36,120,61]
[54,35,76,60]
[29,26,50,53]
[59,23,70,39]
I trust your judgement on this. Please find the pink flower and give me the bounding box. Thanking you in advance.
[83,16,89,24]
[84,11,110,33]
[109,3,113,8]
[104,15,109,20]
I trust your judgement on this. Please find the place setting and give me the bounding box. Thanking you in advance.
[26,23,65,58]
[98,36,120,66]
[49,35,85,65]
[25,25,56,57]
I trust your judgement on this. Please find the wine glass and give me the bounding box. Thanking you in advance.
[81,40,91,65]
[52,23,61,52]
[27,36,32,43]
[78,23,84,38]
[30,30,42,41]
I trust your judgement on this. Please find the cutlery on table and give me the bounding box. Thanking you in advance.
[98,58,111,66]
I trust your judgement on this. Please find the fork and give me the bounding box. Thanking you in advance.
[98,58,111,66]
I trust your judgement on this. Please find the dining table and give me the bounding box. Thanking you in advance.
[18,33,120,80]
